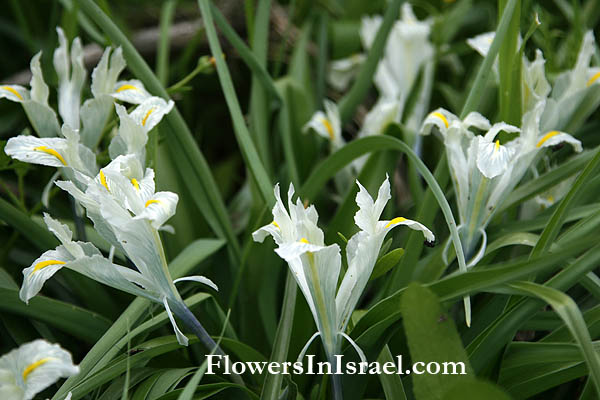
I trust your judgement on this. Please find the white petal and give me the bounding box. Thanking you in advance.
[109,104,148,162]
[130,97,174,132]
[536,130,582,152]
[43,213,85,258]
[296,332,321,363]
[354,176,390,234]
[91,47,126,97]
[134,191,178,229]
[360,16,382,49]
[5,136,69,168]
[0,85,28,103]
[463,112,491,131]
[174,276,218,291]
[54,28,86,129]
[29,52,50,105]
[327,54,366,91]
[162,297,189,346]
[359,99,401,137]
[476,137,515,179]
[20,248,73,303]
[421,108,456,137]
[467,31,495,58]
[0,339,79,400]
[380,217,435,243]
[112,79,151,104]
[483,122,520,142]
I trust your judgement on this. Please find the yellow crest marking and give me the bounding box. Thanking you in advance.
[299,237,309,244]
[131,178,140,191]
[430,112,449,128]
[116,84,139,93]
[145,199,161,208]
[385,217,407,229]
[536,131,559,148]
[142,108,155,126]
[30,260,66,277]
[494,140,500,153]
[23,357,52,381]
[1,85,24,100]
[99,170,109,192]
[321,118,335,141]
[33,146,67,165]
[587,71,600,87]
[271,221,279,228]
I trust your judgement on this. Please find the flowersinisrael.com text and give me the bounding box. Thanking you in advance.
[206,355,467,376]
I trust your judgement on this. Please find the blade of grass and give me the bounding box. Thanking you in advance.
[198,0,273,205]
[209,3,282,104]
[260,272,297,400]
[248,0,273,174]
[530,146,600,258]
[156,0,177,85]
[460,0,519,117]
[498,0,521,124]
[506,281,600,396]
[0,288,111,342]
[77,0,241,261]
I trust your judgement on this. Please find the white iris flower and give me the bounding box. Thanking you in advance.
[421,102,581,267]
[327,54,366,91]
[5,29,214,347]
[303,99,344,150]
[0,340,78,400]
[253,176,434,364]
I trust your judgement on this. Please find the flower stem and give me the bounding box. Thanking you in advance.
[174,301,245,387]
[331,369,343,400]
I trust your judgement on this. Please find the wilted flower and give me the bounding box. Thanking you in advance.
[253,176,434,365]
[0,340,78,400]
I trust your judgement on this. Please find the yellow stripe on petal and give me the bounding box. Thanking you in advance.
[587,72,600,87]
[30,260,66,276]
[430,112,449,128]
[131,178,140,191]
[299,237,309,244]
[33,146,67,165]
[494,140,500,153]
[116,84,139,93]
[145,199,161,207]
[271,221,279,228]
[99,170,109,192]
[385,217,407,228]
[1,85,23,100]
[142,108,155,126]
[321,118,335,141]
[23,357,52,381]
[536,131,559,148]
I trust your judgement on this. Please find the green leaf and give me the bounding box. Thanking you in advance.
[371,248,405,281]
[506,281,600,397]
[197,0,273,205]
[441,380,511,400]
[260,272,297,400]
[530,146,600,258]
[401,283,473,400]
[460,0,519,117]
[0,288,111,343]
